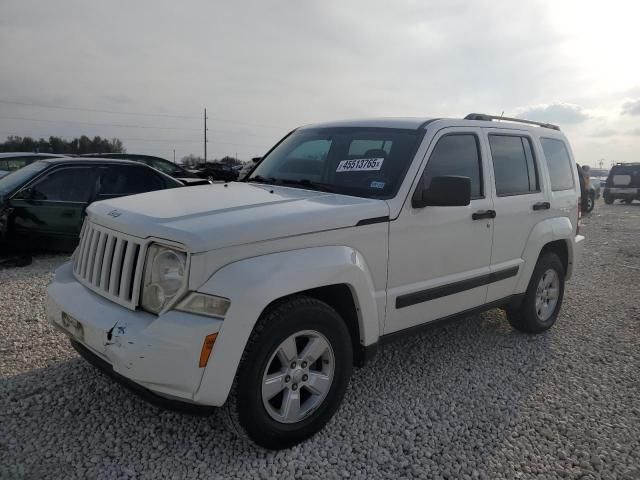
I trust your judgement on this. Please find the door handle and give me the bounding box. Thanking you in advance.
[472,209,496,220]
[532,202,550,211]
[61,210,75,218]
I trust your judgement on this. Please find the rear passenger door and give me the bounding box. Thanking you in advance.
[483,129,548,302]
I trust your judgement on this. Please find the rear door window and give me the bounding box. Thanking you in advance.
[97,165,165,198]
[540,138,574,191]
[489,135,539,196]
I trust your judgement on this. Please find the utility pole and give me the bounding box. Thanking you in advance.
[173,149,176,163]
[204,108,208,165]
[598,158,604,170]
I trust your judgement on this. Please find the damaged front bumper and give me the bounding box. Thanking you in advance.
[46,262,223,403]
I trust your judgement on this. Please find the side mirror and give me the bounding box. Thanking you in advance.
[16,187,34,200]
[251,157,262,163]
[412,175,471,208]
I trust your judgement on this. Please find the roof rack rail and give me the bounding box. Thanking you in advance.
[464,113,561,131]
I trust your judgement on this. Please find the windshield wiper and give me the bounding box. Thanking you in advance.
[279,178,335,193]
[248,175,277,184]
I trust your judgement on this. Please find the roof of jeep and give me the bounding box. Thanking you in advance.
[298,116,565,134]
[299,118,436,130]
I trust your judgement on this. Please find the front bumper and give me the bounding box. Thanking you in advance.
[46,262,224,403]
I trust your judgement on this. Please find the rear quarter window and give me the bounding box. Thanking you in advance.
[540,138,574,191]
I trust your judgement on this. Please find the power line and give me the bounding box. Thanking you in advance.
[0,99,200,119]
[0,115,200,131]
[0,114,278,138]
[0,99,288,130]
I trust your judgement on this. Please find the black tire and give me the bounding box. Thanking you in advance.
[223,295,353,449]
[623,198,633,204]
[603,194,614,205]
[585,192,595,213]
[506,252,565,334]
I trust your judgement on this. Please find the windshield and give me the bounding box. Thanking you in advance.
[0,161,49,196]
[149,159,185,177]
[248,127,422,198]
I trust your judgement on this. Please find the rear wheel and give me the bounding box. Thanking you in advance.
[586,192,595,212]
[507,252,565,334]
[224,296,353,449]
[604,194,614,204]
[623,198,633,204]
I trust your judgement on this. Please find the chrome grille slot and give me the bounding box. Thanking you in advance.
[73,220,146,309]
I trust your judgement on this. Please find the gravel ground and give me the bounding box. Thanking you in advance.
[1,201,639,479]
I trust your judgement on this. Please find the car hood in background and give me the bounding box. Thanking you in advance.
[177,177,211,186]
[87,182,389,252]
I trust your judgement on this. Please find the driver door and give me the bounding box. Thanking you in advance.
[10,166,98,246]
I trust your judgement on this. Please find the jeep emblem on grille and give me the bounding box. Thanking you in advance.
[107,209,122,218]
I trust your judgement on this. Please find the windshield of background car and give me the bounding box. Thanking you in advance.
[149,159,184,176]
[0,161,49,196]
[248,127,422,198]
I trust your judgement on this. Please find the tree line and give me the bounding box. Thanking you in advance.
[0,135,125,154]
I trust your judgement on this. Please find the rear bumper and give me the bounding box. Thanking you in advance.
[567,234,585,280]
[46,262,224,403]
[604,187,639,198]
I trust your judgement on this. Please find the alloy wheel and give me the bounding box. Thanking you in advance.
[261,330,335,424]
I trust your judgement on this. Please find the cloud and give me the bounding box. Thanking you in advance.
[591,129,617,138]
[517,103,590,125]
[622,99,640,115]
[628,128,640,136]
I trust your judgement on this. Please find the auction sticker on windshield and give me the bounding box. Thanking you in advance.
[336,158,384,172]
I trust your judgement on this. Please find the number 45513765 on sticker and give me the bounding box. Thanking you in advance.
[336,157,384,172]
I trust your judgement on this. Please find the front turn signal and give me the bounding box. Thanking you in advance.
[199,333,218,368]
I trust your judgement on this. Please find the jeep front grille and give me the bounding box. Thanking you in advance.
[73,220,146,309]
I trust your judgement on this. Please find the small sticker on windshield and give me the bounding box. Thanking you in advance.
[370,181,385,189]
[336,158,384,172]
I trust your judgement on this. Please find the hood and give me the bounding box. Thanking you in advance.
[87,182,389,252]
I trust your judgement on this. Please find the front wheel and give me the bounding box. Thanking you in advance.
[224,296,353,449]
[604,194,614,205]
[506,252,565,334]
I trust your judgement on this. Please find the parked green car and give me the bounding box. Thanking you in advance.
[0,158,182,252]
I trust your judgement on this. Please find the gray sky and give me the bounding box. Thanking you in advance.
[1,0,638,166]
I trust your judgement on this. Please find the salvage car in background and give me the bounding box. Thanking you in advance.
[0,158,182,252]
[82,153,211,186]
[603,163,640,204]
[192,162,239,182]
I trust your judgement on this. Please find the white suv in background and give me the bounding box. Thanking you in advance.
[47,113,584,449]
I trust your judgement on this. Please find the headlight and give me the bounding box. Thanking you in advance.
[141,244,187,314]
[176,293,230,318]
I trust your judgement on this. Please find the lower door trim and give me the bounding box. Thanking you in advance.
[395,266,519,309]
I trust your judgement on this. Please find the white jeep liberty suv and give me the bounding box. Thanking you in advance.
[47,114,584,449]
